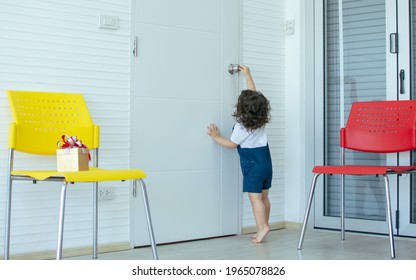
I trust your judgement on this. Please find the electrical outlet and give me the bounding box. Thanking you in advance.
[98,186,115,200]
[286,19,295,35]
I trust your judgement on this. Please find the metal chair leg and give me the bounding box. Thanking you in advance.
[4,178,12,260]
[341,174,345,240]
[4,149,14,260]
[139,179,158,260]
[93,182,98,259]
[298,173,321,250]
[92,148,99,259]
[56,182,68,260]
[383,175,395,259]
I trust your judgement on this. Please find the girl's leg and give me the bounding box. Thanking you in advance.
[251,189,271,239]
[248,189,270,243]
[262,189,271,224]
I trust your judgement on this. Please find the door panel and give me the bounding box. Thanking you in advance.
[132,24,221,101]
[131,0,240,246]
[134,0,221,33]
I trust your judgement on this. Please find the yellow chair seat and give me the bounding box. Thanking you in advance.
[12,167,146,182]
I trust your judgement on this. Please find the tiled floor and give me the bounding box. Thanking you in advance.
[65,228,416,260]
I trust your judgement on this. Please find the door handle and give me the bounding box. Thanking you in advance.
[228,64,240,74]
[400,69,405,94]
[133,36,138,57]
[390,33,398,54]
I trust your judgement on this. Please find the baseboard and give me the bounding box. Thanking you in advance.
[6,242,130,260]
[242,221,302,234]
[242,221,285,234]
[284,221,302,230]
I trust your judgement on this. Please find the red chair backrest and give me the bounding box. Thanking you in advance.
[341,100,416,153]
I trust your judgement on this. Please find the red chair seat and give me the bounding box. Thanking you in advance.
[313,165,416,175]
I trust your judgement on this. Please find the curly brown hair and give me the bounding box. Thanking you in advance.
[232,90,271,131]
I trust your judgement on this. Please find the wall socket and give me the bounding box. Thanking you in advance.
[98,186,115,200]
[285,19,295,35]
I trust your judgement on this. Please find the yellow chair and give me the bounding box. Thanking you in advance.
[4,90,158,260]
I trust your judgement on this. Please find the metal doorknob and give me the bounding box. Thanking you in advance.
[228,64,240,74]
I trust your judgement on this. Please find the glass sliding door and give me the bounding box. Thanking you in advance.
[325,0,388,223]
[314,0,416,237]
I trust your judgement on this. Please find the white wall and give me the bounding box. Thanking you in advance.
[241,0,286,229]
[284,0,301,223]
[284,0,314,224]
[0,0,132,256]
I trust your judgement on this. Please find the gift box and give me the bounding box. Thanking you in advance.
[57,147,89,172]
[56,135,90,172]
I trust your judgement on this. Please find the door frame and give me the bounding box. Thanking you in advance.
[397,0,416,236]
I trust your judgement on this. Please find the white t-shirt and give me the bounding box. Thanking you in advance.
[230,122,268,148]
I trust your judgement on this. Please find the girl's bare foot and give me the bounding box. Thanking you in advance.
[251,226,270,243]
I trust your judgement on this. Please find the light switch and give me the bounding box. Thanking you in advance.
[99,15,119,30]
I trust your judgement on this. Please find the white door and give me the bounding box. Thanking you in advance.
[315,0,416,237]
[130,0,241,246]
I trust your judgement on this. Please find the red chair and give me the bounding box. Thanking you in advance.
[297,100,416,259]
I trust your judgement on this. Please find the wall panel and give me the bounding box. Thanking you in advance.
[0,0,131,256]
[241,0,286,229]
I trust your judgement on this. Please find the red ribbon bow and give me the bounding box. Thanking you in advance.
[57,134,91,160]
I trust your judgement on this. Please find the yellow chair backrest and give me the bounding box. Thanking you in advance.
[7,90,100,155]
